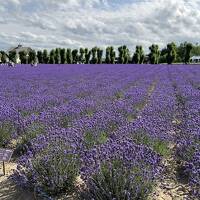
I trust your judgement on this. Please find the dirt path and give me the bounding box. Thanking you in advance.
[0,161,35,200]
[149,143,191,200]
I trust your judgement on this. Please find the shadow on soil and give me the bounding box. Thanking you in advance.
[0,175,35,200]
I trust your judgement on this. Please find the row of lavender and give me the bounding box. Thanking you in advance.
[169,67,200,198]
[0,64,199,199]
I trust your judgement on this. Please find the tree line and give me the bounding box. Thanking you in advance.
[0,42,198,64]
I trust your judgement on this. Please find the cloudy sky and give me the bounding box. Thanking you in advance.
[0,0,200,53]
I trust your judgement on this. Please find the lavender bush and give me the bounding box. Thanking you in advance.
[79,137,162,200]
[13,130,81,198]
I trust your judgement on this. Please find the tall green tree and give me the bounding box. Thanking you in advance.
[132,46,144,64]
[97,48,103,64]
[0,52,2,63]
[37,50,43,64]
[19,51,28,64]
[72,49,79,64]
[139,46,145,64]
[166,42,177,64]
[0,51,7,63]
[176,42,186,63]
[106,46,116,64]
[118,46,130,64]
[110,47,116,64]
[159,48,168,63]
[91,47,98,64]
[85,48,91,64]
[184,43,193,64]
[79,48,85,64]
[60,48,66,64]
[55,48,61,64]
[49,49,55,64]
[118,46,124,64]
[66,49,72,64]
[43,49,49,64]
[149,44,160,64]
[29,50,37,64]
[132,46,140,64]
[28,50,34,64]
[105,47,111,64]
[123,45,130,64]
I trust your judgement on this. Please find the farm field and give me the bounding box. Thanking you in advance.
[0,64,199,200]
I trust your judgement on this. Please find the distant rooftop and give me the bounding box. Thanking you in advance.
[191,56,200,59]
[7,44,32,53]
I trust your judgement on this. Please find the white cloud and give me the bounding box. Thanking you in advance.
[0,0,200,53]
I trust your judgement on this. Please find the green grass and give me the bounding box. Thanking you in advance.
[0,123,14,147]
[127,113,137,122]
[114,91,124,99]
[84,131,109,149]
[60,117,72,128]
[131,130,171,157]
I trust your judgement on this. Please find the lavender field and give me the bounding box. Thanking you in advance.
[0,64,199,199]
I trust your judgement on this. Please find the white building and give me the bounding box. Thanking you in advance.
[8,44,32,54]
[190,56,200,63]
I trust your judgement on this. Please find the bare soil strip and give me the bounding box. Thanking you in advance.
[0,162,35,200]
[149,142,191,200]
